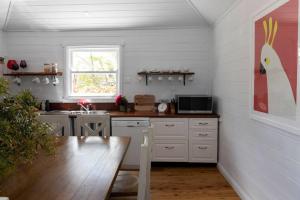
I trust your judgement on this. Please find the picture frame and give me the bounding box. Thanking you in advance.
[250,0,300,135]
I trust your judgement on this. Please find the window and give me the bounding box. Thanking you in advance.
[65,46,121,100]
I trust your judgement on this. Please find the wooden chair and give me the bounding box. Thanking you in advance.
[110,126,153,200]
[75,113,110,138]
[38,114,71,136]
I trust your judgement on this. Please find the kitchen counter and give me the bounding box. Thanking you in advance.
[109,111,219,118]
[39,110,219,118]
[39,110,108,117]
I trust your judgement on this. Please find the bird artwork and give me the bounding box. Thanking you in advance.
[259,17,296,119]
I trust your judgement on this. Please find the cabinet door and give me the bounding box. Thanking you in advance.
[189,140,217,163]
[188,118,218,163]
[189,128,217,141]
[151,118,188,140]
[189,118,218,130]
[152,140,188,162]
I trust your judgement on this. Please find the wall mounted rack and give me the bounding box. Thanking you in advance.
[3,72,63,76]
[137,71,195,86]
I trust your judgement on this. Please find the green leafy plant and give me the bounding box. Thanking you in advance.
[0,77,55,178]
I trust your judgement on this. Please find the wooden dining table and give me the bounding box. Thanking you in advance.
[0,136,130,200]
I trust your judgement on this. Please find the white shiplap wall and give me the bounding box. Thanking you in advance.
[0,31,7,76]
[6,28,213,102]
[0,31,6,55]
[213,0,300,199]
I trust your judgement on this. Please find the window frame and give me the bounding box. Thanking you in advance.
[64,45,122,101]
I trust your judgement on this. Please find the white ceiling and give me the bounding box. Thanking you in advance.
[1,0,238,31]
[190,0,238,24]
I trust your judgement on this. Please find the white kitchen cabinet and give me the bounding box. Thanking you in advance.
[151,118,188,162]
[189,118,218,128]
[188,118,218,163]
[189,129,217,140]
[151,117,218,163]
[189,140,217,162]
[151,118,188,140]
[152,140,188,162]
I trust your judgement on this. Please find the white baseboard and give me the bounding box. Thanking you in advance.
[217,163,253,200]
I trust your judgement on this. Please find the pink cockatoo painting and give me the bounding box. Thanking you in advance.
[254,0,298,120]
[260,17,296,118]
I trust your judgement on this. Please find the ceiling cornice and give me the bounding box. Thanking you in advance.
[185,0,211,25]
[3,0,14,32]
[214,0,241,26]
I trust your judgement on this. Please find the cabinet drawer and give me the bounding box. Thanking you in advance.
[189,141,217,163]
[189,118,218,129]
[189,128,217,140]
[152,140,188,162]
[151,118,188,140]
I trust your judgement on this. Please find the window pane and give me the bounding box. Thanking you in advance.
[71,73,117,96]
[71,50,118,71]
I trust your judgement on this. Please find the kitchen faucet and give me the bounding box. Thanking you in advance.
[79,103,91,112]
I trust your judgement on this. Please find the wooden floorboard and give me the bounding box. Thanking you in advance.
[151,165,240,200]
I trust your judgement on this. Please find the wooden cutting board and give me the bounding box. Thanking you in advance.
[134,95,155,112]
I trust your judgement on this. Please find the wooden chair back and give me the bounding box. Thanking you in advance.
[38,114,71,136]
[75,113,110,138]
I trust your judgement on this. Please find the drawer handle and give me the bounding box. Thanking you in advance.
[165,124,175,127]
[164,146,175,150]
[198,122,208,126]
[198,133,208,137]
[198,146,208,150]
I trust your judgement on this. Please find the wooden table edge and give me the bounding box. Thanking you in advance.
[105,136,131,200]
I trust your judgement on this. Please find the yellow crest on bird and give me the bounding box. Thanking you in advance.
[262,17,278,47]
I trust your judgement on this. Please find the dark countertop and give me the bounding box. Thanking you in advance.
[39,110,219,118]
[109,111,219,118]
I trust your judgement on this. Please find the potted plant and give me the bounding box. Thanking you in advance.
[0,77,55,178]
[115,95,128,112]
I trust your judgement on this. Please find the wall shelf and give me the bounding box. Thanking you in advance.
[3,72,63,76]
[137,71,195,86]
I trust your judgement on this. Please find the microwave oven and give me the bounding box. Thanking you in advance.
[176,95,213,114]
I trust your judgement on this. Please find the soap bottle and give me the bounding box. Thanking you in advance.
[41,100,46,111]
[45,100,50,112]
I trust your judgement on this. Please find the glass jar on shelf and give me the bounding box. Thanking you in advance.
[51,63,58,73]
[43,63,51,73]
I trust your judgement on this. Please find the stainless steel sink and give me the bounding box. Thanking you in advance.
[82,110,107,115]
[39,110,107,116]
[70,110,107,115]
[39,110,71,115]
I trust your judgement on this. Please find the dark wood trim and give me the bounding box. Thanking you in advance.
[109,111,220,118]
[137,71,195,86]
[137,72,195,75]
[3,72,63,76]
[151,162,217,168]
[47,103,220,118]
[49,102,124,111]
